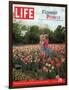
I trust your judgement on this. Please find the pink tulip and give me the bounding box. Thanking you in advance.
[50,61,54,66]
[56,62,62,67]
[54,57,59,62]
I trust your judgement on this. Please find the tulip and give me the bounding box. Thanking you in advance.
[51,66,54,69]
[43,66,48,72]
[56,62,61,67]
[61,57,65,62]
[50,61,54,66]
[54,57,59,62]
[56,75,60,79]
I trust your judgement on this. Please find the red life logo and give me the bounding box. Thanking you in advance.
[14,7,34,19]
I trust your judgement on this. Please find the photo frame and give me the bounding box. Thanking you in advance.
[9,1,67,88]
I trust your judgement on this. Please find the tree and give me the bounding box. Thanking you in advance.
[54,25,65,43]
[30,25,39,32]
[24,26,40,44]
[21,25,28,30]
[13,22,22,44]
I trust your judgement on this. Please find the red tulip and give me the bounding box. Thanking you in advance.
[47,57,51,62]
[56,62,62,67]
[50,61,54,65]
[54,57,59,62]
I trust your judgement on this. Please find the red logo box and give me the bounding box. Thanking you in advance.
[14,7,34,19]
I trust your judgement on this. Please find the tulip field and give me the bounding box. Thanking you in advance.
[12,44,66,81]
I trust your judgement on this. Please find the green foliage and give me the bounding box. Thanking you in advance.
[13,21,66,44]
[13,69,37,81]
[48,70,56,79]
[23,25,40,44]
[13,22,22,44]
[54,25,65,43]
[24,31,40,44]
[30,25,39,32]
[21,25,28,30]
[58,60,66,78]
[13,57,23,69]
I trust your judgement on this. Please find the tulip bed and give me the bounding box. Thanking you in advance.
[12,44,66,81]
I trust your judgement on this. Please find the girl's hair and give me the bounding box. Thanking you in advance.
[45,34,48,39]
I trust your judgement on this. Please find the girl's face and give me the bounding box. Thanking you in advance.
[43,35,46,40]
[43,37,45,41]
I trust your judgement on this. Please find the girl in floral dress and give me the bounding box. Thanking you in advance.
[43,34,57,57]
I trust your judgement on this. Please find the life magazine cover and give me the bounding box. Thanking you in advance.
[9,1,67,88]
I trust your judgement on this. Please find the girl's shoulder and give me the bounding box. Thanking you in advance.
[40,34,44,39]
[40,34,44,37]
